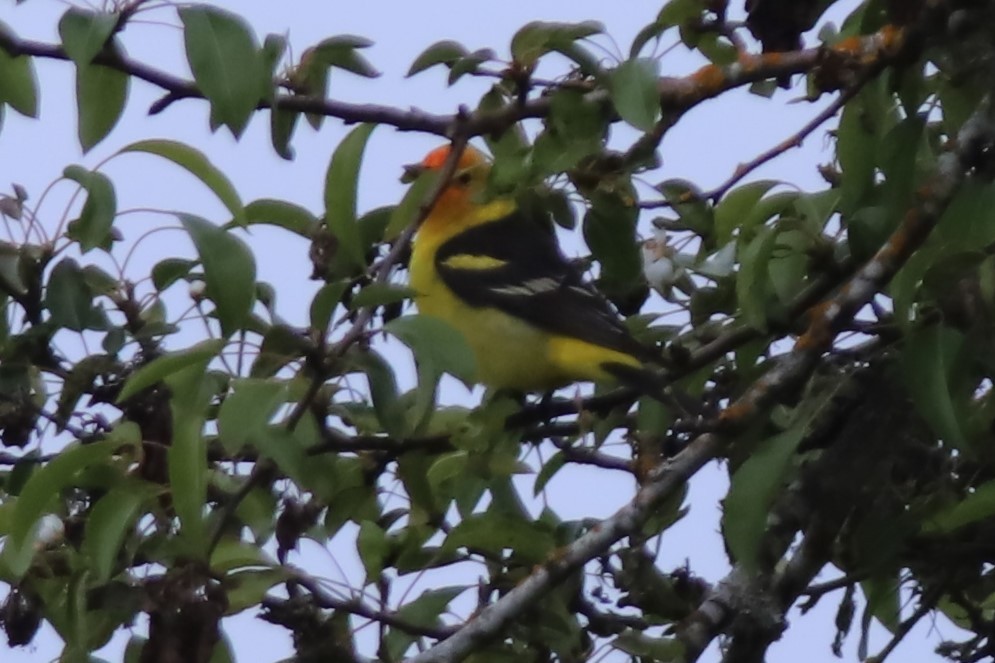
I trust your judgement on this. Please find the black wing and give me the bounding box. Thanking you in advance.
[434,210,652,361]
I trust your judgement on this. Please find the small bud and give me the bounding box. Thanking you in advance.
[641,229,684,297]
[188,280,206,300]
[34,514,65,549]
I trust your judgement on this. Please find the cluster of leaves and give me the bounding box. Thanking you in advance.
[3,1,995,662]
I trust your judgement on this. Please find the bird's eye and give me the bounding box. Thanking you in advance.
[456,171,473,185]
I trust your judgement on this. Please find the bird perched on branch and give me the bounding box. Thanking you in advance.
[403,144,668,395]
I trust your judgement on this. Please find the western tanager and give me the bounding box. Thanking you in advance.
[405,144,662,393]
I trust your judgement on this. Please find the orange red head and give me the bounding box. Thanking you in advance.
[404,144,495,229]
[419,144,487,171]
[402,144,489,183]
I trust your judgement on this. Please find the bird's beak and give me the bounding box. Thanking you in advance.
[400,163,425,183]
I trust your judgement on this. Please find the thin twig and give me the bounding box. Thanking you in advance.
[282,569,461,640]
[799,574,864,612]
[640,74,869,209]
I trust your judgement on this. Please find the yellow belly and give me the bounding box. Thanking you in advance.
[411,261,638,391]
[411,275,558,389]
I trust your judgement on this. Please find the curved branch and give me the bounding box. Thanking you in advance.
[0,26,899,140]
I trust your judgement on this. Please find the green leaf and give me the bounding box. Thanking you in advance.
[735,224,779,331]
[533,91,605,174]
[350,349,405,438]
[45,257,103,331]
[846,205,890,262]
[357,520,388,580]
[83,484,151,583]
[837,88,880,214]
[5,440,119,577]
[119,140,245,224]
[55,354,118,431]
[0,41,38,117]
[534,451,567,495]
[83,264,117,295]
[76,62,128,152]
[447,49,496,86]
[250,324,308,378]
[385,586,467,659]
[612,630,685,659]
[210,538,273,572]
[218,379,288,454]
[743,191,797,237]
[385,315,476,388]
[386,169,437,240]
[124,636,147,663]
[902,326,968,451]
[768,229,810,304]
[879,116,925,218]
[224,568,287,615]
[312,35,379,78]
[722,424,806,574]
[694,32,737,65]
[358,205,394,248]
[180,214,257,337]
[510,20,603,67]
[63,165,116,252]
[630,19,670,59]
[427,451,468,495]
[240,198,317,236]
[309,280,349,333]
[269,107,299,160]
[935,181,995,250]
[117,339,225,402]
[58,8,118,66]
[178,6,267,137]
[922,480,995,533]
[583,193,641,292]
[324,123,377,270]
[210,632,236,663]
[656,0,704,29]
[166,360,214,555]
[861,575,900,634]
[151,258,196,291]
[609,58,660,132]
[656,179,714,235]
[0,241,24,297]
[443,512,555,564]
[407,40,468,77]
[714,181,780,245]
[260,33,286,82]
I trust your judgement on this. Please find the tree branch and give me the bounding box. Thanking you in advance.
[641,69,870,209]
[0,25,902,140]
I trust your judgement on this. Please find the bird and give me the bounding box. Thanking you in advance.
[404,143,668,395]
